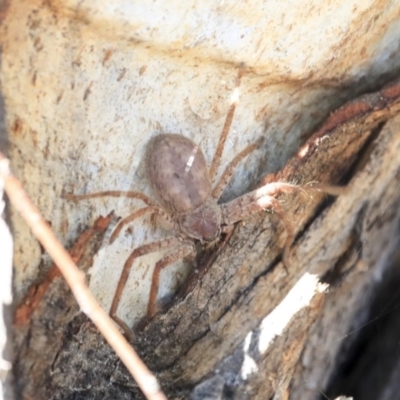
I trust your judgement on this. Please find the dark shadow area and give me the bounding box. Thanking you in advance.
[322,227,400,400]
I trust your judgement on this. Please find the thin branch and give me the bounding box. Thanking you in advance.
[0,152,167,400]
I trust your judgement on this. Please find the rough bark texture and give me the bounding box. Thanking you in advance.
[12,77,400,399]
[4,0,400,330]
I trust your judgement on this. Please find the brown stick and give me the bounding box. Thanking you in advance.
[0,154,168,400]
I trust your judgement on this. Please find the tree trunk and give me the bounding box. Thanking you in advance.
[2,1,400,399]
[9,76,400,400]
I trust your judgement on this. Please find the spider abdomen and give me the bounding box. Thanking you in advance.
[145,134,212,215]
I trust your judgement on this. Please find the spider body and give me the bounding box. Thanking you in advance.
[67,67,341,332]
[146,133,222,242]
[69,91,293,328]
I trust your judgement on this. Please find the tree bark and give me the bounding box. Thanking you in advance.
[12,78,400,399]
[2,1,400,400]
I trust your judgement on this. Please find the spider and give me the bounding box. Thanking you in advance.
[66,67,338,331]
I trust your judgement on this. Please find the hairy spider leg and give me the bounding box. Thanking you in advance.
[109,236,184,324]
[220,182,299,224]
[66,190,182,326]
[302,182,348,196]
[209,65,245,181]
[147,242,196,318]
[221,182,331,266]
[222,181,345,265]
[64,190,158,206]
[66,189,176,244]
[109,206,174,244]
[212,138,263,200]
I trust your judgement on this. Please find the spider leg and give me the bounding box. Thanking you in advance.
[209,65,245,181]
[219,183,293,226]
[303,182,348,196]
[148,242,196,318]
[221,191,294,266]
[109,236,183,328]
[212,138,263,199]
[63,190,159,207]
[109,206,175,244]
[221,181,344,266]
